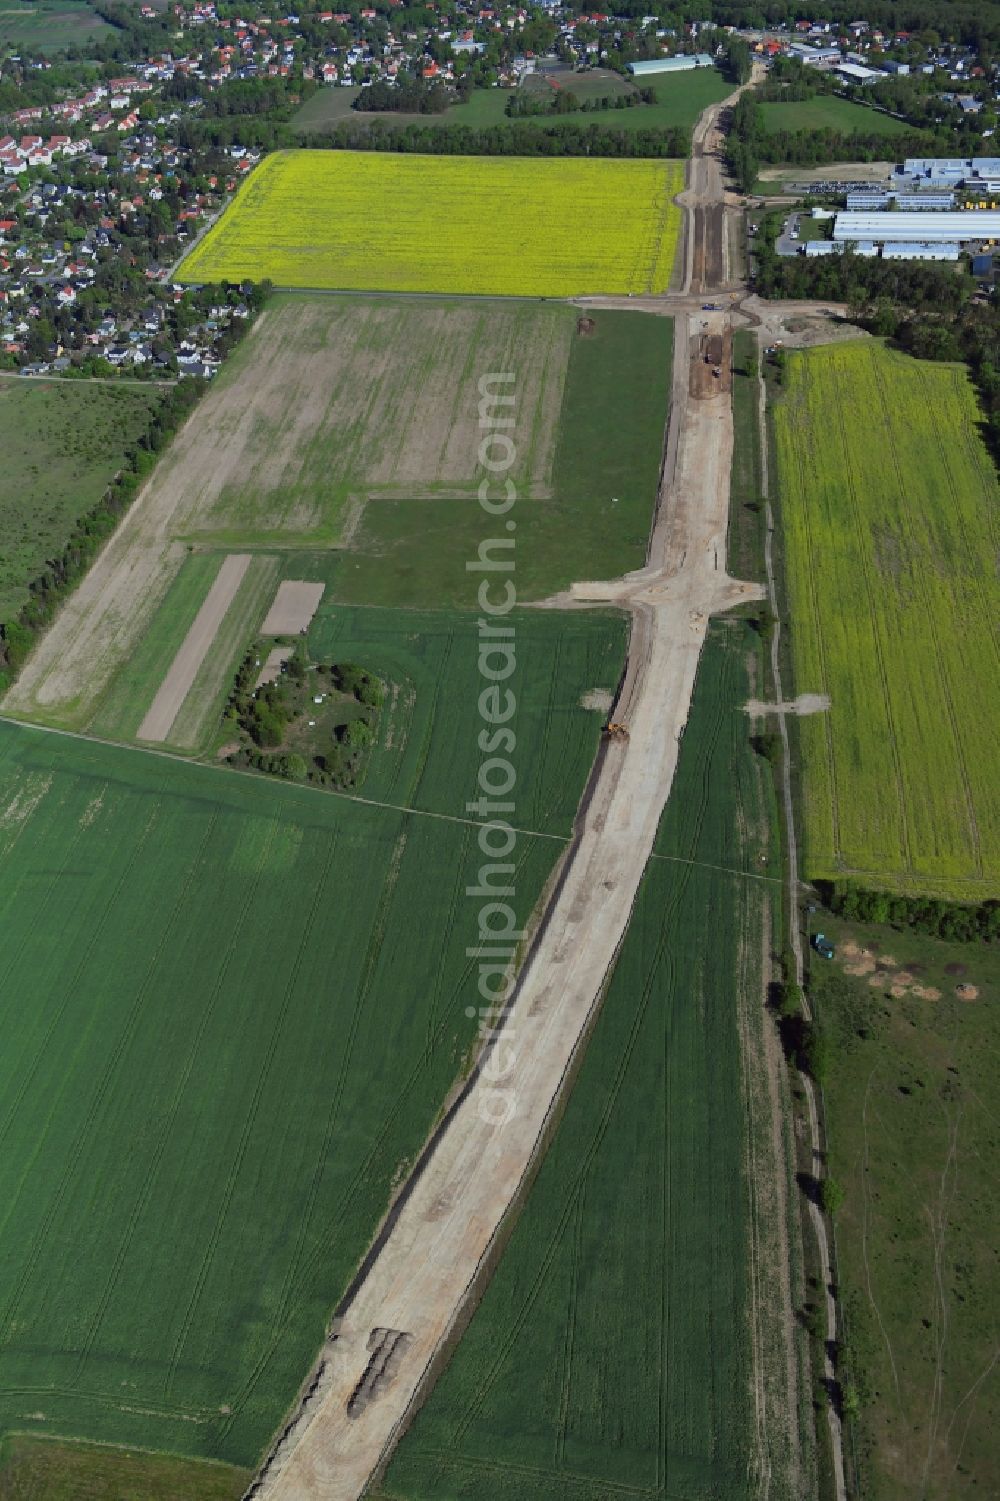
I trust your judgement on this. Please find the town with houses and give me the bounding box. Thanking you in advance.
[0,0,995,380]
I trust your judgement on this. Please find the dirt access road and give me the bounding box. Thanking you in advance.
[251,85,765,1501]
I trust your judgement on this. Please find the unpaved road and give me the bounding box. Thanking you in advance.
[252,93,765,1501]
[137,553,251,743]
[757,345,848,1501]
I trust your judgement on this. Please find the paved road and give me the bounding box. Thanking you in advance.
[250,89,764,1501]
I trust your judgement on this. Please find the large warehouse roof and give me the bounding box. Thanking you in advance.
[834,211,1000,243]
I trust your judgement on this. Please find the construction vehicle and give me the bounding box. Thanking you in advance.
[812,932,835,961]
[604,722,629,741]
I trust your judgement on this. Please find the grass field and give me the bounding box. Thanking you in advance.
[808,918,999,1499]
[0,0,109,52]
[759,95,911,136]
[0,379,164,627]
[377,623,779,1501]
[0,1434,248,1501]
[0,600,625,1468]
[293,69,729,137]
[177,151,684,296]
[772,341,1000,900]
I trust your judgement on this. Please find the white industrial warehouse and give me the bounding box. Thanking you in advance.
[833,211,1000,245]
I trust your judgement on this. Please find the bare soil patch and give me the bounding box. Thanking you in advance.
[255,646,294,690]
[956,983,980,1001]
[580,688,613,713]
[745,692,830,717]
[691,326,733,400]
[137,553,251,743]
[261,580,325,637]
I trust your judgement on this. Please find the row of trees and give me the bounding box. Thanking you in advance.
[505,84,656,118]
[821,882,1000,943]
[309,117,690,156]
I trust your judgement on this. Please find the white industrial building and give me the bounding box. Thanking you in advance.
[881,241,961,261]
[900,157,1000,188]
[835,61,882,84]
[787,43,841,66]
[845,191,955,209]
[628,53,714,76]
[833,211,1000,244]
[805,239,877,256]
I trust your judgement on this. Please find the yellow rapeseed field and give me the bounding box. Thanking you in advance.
[774,341,1000,901]
[179,150,684,295]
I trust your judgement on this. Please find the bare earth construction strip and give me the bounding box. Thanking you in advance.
[137,554,252,742]
[253,292,762,1498]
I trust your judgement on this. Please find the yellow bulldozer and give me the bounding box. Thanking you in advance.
[603,722,629,741]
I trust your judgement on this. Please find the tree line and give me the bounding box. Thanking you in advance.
[820,881,1000,944]
[308,118,690,157]
[0,283,269,690]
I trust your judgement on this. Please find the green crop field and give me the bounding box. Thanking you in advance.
[177,151,683,296]
[759,95,910,136]
[0,599,625,1470]
[772,341,1000,900]
[0,0,110,52]
[0,379,164,628]
[807,920,1000,1499]
[294,68,729,136]
[378,624,777,1501]
[332,305,673,608]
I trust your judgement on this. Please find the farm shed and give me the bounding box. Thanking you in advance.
[628,54,714,75]
[833,210,1000,243]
